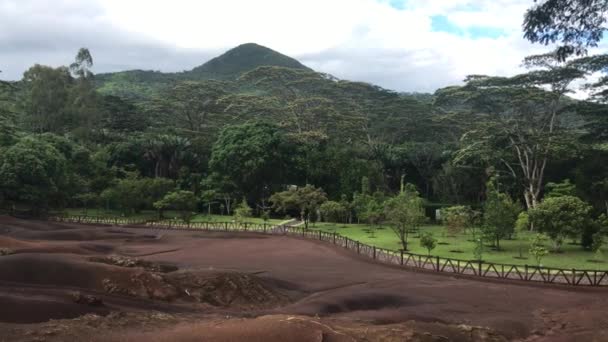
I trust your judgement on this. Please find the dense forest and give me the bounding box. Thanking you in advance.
[2,1,608,247]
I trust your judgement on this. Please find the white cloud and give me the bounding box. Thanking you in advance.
[0,0,565,92]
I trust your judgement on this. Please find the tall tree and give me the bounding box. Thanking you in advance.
[68,48,100,134]
[208,122,292,204]
[0,136,68,213]
[524,0,608,60]
[20,65,72,133]
[441,54,588,208]
[69,48,94,79]
[142,134,193,179]
[150,80,230,133]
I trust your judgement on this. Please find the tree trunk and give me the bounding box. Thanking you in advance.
[224,197,232,215]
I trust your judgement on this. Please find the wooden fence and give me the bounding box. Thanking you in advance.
[49,215,150,226]
[48,216,608,287]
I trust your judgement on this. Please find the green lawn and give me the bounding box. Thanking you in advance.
[309,222,608,270]
[57,208,286,225]
[188,214,285,224]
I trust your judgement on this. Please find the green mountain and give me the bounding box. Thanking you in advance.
[189,43,311,79]
[92,42,442,146]
[95,43,311,100]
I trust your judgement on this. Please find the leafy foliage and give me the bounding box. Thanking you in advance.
[233,198,253,223]
[529,196,593,251]
[441,205,473,235]
[319,201,348,223]
[529,234,550,266]
[483,179,522,250]
[0,136,67,212]
[523,0,608,60]
[101,176,174,215]
[154,190,197,223]
[383,184,426,251]
[419,232,437,255]
[270,185,327,229]
[208,122,293,202]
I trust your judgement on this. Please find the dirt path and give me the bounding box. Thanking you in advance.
[0,216,607,341]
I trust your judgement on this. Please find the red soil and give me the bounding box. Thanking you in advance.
[0,215,607,341]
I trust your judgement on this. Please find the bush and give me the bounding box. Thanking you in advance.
[319,201,347,223]
[233,198,252,223]
[529,234,549,266]
[101,176,174,215]
[154,190,197,223]
[441,206,472,235]
[483,182,521,250]
[529,196,592,252]
[419,232,437,255]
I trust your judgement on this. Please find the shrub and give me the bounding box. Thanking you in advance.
[154,190,197,223]
[529,196,592,252]
[473,238,484,261]
[233,198,252,223]
[319,201,347,223]
[419,232,437,255]
[529,234,549,266]
[591,232,604,260]
[441,206,472,235]
[483,180,521,250]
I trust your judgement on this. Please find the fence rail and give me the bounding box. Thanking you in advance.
[47,215,608,287]
[48,215,150,226]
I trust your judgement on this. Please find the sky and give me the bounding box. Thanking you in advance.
[0,0,562,93]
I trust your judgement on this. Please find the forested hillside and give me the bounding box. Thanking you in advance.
[1,40,608,227]
[95,43,311,101]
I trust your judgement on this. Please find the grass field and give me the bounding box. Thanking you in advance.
[309,222,608,270]
[58,208,286,225]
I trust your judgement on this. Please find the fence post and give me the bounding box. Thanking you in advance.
[400,250,404,265]
[525,264,528,281]
[478,260,482,276]
[373,246,376,259]
[572,268,576,285]
[357,241,360,254]
[333,232,336,244]
[318,230,322,240]
[436,256,440,272]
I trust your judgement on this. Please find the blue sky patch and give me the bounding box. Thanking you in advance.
[468,26,507,39]
[431,15,507,39]
[387,0,405,10]
[431,15,464,35]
